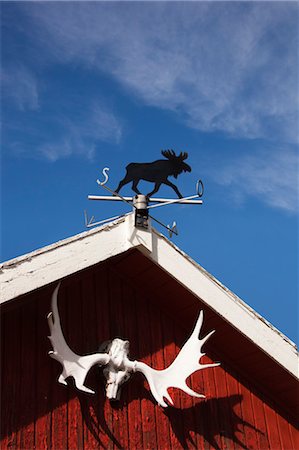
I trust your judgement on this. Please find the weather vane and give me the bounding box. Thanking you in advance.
[85,149,204,237]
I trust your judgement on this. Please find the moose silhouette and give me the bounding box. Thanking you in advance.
[115,150,191,198]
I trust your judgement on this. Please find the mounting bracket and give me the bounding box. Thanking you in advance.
[133,195,149,229]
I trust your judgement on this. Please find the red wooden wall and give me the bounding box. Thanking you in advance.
[1,260,298,449]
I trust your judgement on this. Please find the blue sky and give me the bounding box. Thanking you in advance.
[1,1,298,342]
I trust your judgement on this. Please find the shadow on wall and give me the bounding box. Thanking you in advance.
[79,384,262,450]
[78,373,154,449]
[165,394,262,450]
[79,392,121,449]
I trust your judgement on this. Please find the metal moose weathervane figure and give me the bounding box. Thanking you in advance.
[115,150,191,199]
[48,283,219,406]
[85,149,204,236]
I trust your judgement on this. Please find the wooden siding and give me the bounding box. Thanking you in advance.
[1,257,298,450]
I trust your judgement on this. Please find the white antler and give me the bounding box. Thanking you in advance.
[47,285,219,405]
[47,283,110,394]
[134,311,219,407]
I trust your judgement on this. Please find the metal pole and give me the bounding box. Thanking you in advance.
[88,195,203,205]
[148,195,203,208]
[88,195,134,202]
[96,184,136,209]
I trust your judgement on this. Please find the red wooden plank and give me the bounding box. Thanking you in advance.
[122,283,144,450]
[1,311,10,450]
[250,389,270,449]
[0,309,8,448]
[264,400,282,449]
[80,273,102,450]
[188,311,213,449]
[51,284,68,450]
[150,307,172,450]
[19,300,36,449]
[51,399,68,450]
[276,412,295,450]
[213,363,235,449]
[289,421,299,450]
[117,279,131,450]
[67,280,84,450]
[118,278,131,449]
[136,297,158,450]
[189,371,206,449]
[238,379,260,449]
[35,290,53,450]
[106,258,127,450]
[161,313,184,449]
[94,267,111,343]
[0,307,21,450]
[224,369,247,450]
[107,270,129,449]
[201,355,222,450]
[174,322,199,449]
[103,407,114,450]
[94,267,114,449]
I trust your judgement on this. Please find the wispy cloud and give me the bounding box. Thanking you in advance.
[2,64,39,111]
[89,106,123,145]
[23,2,298,143]
[4,102,123,162]
[205,146,299,213]
[38,104,123,162]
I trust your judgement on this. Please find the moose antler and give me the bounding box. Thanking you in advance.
[161,149,189,162]
[179,151,188,160]
[47,285,219,405]
[161,149,176,159]
[134,310,219,407]
[47,283,109,394]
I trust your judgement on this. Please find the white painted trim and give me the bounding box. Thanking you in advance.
[1,217,133,303]
[1,214,297,380]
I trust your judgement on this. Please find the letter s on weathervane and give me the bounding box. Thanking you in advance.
[97,167,110,186]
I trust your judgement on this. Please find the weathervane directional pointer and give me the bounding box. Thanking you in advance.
[85,150,203,237]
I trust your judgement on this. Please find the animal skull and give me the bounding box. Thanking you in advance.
[102,338,133,400]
